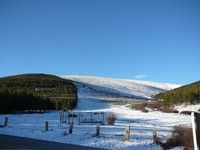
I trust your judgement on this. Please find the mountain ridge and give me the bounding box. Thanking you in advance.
[62,75,181,100]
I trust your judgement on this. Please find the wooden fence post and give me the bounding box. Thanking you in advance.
[72,111,74,124]
[78,112,81,125]
[4,117,8,127]
[125,125,131,141]
[64,111,67,123]
[69,122,73,134]
[91,112,93,125]
[96,125,100,136]
[45,121,48,131]
[102,112,105,125]
[59,111,61,123]
[60,111,64,123]
[153,130,157,144]
[67,111,70,124]
[192,112,200,150]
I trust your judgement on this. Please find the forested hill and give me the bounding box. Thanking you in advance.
[155,81,200,106]
[0,73,78,113]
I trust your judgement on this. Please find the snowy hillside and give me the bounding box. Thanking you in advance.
[62,75,181,100]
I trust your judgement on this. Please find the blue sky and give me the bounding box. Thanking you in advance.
[0,0,199,84]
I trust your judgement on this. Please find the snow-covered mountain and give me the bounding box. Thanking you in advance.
[62,75,181,100]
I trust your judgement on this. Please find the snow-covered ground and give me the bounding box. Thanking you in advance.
[62,75,181,100]
[0,98,192,150]
[174,103,200,112]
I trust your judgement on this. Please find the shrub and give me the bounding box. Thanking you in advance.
[162,125,193,150]
[141,108,149,113]
[132,103,147,111]
[107,112,117,125]
[132,101,161,112]
[146,101,161,109]
[159,107,178,113]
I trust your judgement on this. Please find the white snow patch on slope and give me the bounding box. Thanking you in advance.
[62,75,181,100]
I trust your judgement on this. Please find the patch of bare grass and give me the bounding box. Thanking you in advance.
[146,101,161,110]
[159,107,178,113]
[132,102,147,110]
[131,101,178,113]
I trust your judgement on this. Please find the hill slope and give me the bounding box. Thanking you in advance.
[0,74,78,113]
[155,80,200,105]
[63,75,181,100]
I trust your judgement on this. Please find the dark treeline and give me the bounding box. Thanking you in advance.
[155,81,200,106]
[0,73,78,114]
[0,88,55,114]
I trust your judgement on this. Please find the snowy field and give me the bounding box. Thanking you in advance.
[0,98,193,150]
